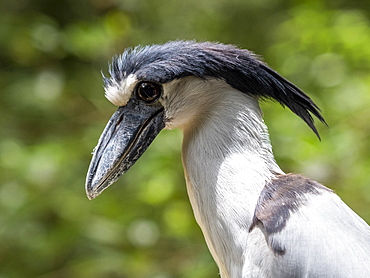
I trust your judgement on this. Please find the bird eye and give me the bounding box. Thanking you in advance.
[136,82,162,103]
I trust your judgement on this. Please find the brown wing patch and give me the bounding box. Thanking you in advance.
[249,174,332,255]
[250,174,332,235]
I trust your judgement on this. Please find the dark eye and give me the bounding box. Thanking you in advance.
[136,82,162,103]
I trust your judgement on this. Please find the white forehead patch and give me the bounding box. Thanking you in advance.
[104,74,138,106]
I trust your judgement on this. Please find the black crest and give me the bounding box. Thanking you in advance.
[106,40,326,137]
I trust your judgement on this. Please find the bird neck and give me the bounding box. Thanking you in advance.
[181,86,283,277]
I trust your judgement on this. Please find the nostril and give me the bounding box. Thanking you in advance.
[113,115,124,134]
[116,115,124,126]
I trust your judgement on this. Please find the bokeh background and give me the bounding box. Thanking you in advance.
[1,0,370,277]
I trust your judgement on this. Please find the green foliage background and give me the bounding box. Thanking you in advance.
[1,0,370,277]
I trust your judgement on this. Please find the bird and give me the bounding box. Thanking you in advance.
[85,41,370,278]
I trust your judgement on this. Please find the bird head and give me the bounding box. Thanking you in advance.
[85,41,326,199]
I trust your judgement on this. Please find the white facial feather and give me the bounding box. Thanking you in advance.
[161,77,234,130]
[105,74,137,106]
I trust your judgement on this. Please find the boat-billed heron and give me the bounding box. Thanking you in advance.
[86,41,370,278]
